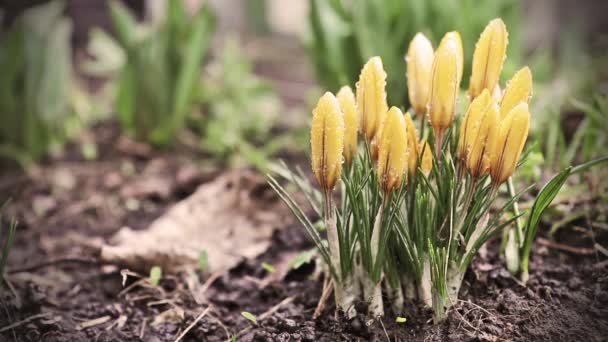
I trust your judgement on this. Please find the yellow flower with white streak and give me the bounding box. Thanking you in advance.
[311,92,345,191]
[377,107,408,193]
[357,57,389,141]
[337,86,358,166]
[468,18,508,100]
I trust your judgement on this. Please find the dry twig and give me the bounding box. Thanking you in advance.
[173,306,212,342]
[537,238,595,255]
[8,256,98,274]
[313,278,333,319]
[0,313,51,333]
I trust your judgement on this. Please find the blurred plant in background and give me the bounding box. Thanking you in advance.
[90,0,215,146]
[194,37,286,170]
[305,0,523,106]
[84,2,292,169]
[0,203,17,289]
[0,1,74,163]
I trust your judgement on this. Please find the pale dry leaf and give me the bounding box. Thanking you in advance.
[101,170,289,273]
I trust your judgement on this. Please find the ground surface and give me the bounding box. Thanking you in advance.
[1,123,607,342]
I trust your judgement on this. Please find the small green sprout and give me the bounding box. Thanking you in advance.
[149,266,162,286]
[81,142,98,161]
[396,317,407,323]
[241,311,257,325]
[198,250,208,272]
[262,262,276,273]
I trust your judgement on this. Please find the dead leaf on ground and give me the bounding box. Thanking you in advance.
[101,170,289,273]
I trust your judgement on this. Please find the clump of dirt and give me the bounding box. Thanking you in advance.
[1,122,607,341]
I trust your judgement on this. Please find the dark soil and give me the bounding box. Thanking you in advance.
[1,122,607,342]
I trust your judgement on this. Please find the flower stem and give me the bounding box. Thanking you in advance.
[367,198,387,317]
[323,191,355,318]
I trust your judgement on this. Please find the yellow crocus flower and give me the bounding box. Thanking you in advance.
[466,102,499,178]
[311,92,345,191]
[419,139,433,176]
[428,34,461,143]
[337,86,358,166]
[490,103,530,185]
[406,33,434,118]
[377,107,408,193]
[500,67,533,119]
[468,18,508,100]
[440,31,464,86]
[357,56,389,141]
[458,89,492,163]
[404,112,419,177]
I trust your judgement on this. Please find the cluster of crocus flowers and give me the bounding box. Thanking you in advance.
[457,18,532,187]
[299,17,534,321]
[312,55,434,197]
[403,18,531,188]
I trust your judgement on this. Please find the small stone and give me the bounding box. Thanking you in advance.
[300,327,316,341]
[349,317,363,332]
[279,318,297,332]
[276,332,291,342]
[567,277,582,290]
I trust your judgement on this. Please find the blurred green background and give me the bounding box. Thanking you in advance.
[0,0,606,174]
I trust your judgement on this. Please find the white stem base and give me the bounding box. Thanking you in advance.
[386,281,404,314]
[505,228,520,274]
[335,275,358,319]
[446,263,464,309]
[418,259,433,307]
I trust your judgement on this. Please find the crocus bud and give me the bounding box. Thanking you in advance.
[357,56,389,141]
[311,92,345,191]
[500,67,533,119]
[458,89,492,163]
[369,108,388,162]
[466,102,499,178]
[337,86,358,166]
[468,18,508,100]
[404,112,419,177]
[406,33,434,118]
[439,31,463,86]
[419,140,433,176]
[377,107,408,193]
[428,35,460,140]
[490,103,530,185]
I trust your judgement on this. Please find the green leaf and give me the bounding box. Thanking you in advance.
[169,4,215,136]
[198,250,208,272]
[289,250,316,270]
[149,266,162,286]
[108,0,138,47]
[396,316,407,323]
[241,311,257,325]
[0,219,17,284]
[571,155,608,174]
